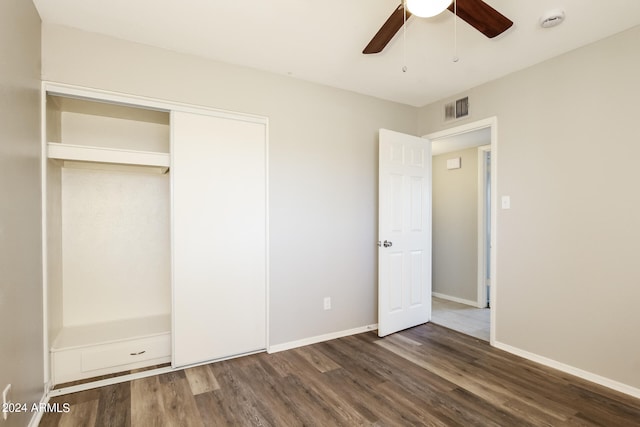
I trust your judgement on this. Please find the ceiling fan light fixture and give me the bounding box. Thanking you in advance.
[406,0,454,18]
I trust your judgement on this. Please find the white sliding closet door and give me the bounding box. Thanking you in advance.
[171,111,267,368]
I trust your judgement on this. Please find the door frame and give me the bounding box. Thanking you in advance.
[424,117,498,345]
[477,145,491,309]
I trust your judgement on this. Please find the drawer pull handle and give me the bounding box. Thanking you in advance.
[130,351,146,356]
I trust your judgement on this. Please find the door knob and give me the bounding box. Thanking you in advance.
[383,240,393,248]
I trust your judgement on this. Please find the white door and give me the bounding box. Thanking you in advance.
[171,111,267,367]
[378,129,431,337]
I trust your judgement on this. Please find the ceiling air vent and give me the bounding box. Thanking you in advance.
[444,96,469,122]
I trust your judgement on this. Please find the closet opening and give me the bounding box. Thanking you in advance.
[44,93,172,386]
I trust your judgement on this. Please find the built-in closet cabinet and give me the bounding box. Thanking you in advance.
[42,84,268,388]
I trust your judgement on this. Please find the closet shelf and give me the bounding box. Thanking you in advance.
[47,142,170,168]
[51,314,171,352]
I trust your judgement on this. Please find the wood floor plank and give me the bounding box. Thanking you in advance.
[420,328,612,424]
[208,360,275,426]
[156,371,204,427]
[57,399,98,427]
[130,376,165,427]
[292,344,341,373]
[281,372,348,425]
[231,359,309,425]
[193,390,239,426]
[39,323,640,426]
[260,350,297,378]
[37,410,62,427]
[40,390,101,427]
[570,383,640,427]
[469,357,588,421]
[317,337,452,424]
[184,364,220,395]
[323,367,406,425]
[349,335,518,426]
[374,380,461,427]
[501,398,594,427]
[376,335,513,408]
[317,338,391,388]
[266,350,370,425]
[94,382,131,427]
[346,333,458,395]
[390,328,586,423]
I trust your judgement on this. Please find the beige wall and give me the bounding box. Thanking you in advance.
[41,24,419,346]
[40,19,640,393]
[432,147,479,303]
[0,1,43,425]
[420,26,640,390]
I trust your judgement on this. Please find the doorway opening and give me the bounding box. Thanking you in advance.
[425,118,497,343]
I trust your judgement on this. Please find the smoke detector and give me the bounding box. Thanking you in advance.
[540,9,565,28]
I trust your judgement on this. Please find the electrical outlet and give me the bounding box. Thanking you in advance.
[501,195,511,209]
[2,384,11,421]
[323,297,331,310]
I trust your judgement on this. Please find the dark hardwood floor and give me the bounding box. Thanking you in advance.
[40,323,640,426]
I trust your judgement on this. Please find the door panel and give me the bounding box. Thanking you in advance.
[378,129,431,337]
[388,253,404,311]
[410,251,424,306]
[172,111,267,367]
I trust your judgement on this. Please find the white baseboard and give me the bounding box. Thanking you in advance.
[268,324,379,354]
[494,340,640,399]
[28,389,50,427]
[432,292,478,307]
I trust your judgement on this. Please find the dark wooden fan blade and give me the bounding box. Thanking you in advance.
[363,5,411,54]
[448,0,513,38]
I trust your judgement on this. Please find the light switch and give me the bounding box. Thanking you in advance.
[501,196,511,209]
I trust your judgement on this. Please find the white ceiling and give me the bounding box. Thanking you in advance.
[33,0,640,107]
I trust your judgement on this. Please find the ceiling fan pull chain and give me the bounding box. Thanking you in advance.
[453,0,459,62]
[402,0,408,72]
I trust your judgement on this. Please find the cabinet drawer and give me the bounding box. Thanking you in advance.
[51,332,171,384]
[81,335,170,372]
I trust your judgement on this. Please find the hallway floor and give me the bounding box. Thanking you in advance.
[431,297,490,341]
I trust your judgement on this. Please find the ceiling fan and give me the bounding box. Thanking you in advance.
[363,0,513,54]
